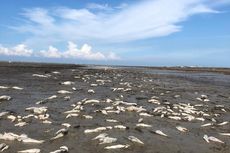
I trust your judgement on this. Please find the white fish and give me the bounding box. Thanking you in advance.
[47,95,57,100]
[7,115,17,122]
[62,123,71,128]
[50,146,68,153]
[126,106,146,112]
[203,135,224,143]
[219,133,230,136]
[52,71,60,74]
[99,137,117,144]
[0,95,11,101]
[203,135,210,143]
[105,144,130,150]
[18,149,40,153]
[84,99,100,104]
[57,90,72,94]
[139,113,153,117]
[20,137,44,144]
[83,115,93,119]
[0,143,9,152]
[154,130,168,137]
[0,86,9,89]
[32,74,48,78]
[208,136,224,144]
[0,111,9,118]
[128,136,144,144]
[201,123,213,127]
[148,99,160,105]
[88,89,95,94]
[60,81,74,85]
[12,86,23,90]
[176,126,188,132]
[15,122,27,127]
[51,128,68,140]
[92,133,108,140]
[218,121,229,126]
[66,113,79,118]
[0,132,19,141]
[84,127,111,134]
[106,119,118,123]
[42,120,52,124]
[114,125,127,129]
[136,123,152,128]
[168,116,181,120]
[25,107,47,115]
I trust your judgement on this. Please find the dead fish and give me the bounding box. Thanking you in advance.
[15,122,27,127]
[7,115,17,122]
[0,111,9,118]
[176,126,188,132]
[105,144,130,150]
[84,99,100,104]
[92,133,108,140]
[0,143,9,152]
[0,132,19,141]
[218,121,229,126]
[148,99,160,105]
[0,95,12,101]
[138,118,143,123]
[62,123,71,128]
[52,71,60,74]
[83,115,93,119]
[0,86,9,89]
[219,133,230,136]
[168,116,181,121]
[87,89,95,94]
[106,119,118,123]
[84,127,111,134]
[19,135,44,144]
[126,106,146,112]
[154,130,168,137]
[25,107,47,115]
[139,113,153,117]
[32,74,48,78]
[114,125,127,130]
[128,136,144,144]
[51,128,68,140]
[12,86,23,90]
[203,135,210,143]
[99,137,117,144]
[201,123,213,127]
[18,149,40,153]
[136,123,152,128]
[66,113,79,118]
[50,146,68,153]
[203,134,224,143]
[60,81,74,85]
[57,90,72,94]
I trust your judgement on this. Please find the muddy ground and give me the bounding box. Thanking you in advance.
[0,62,230,153]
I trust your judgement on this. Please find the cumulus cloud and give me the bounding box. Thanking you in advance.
[0,42,120,60]
[11,0,225,46]
[0,44,33,56]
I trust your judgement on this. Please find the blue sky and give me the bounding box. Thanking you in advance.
[0,0,230,67]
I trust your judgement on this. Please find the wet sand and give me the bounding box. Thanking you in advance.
[0,62,230,153]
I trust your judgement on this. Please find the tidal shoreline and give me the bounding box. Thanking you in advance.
[0,62,229,153]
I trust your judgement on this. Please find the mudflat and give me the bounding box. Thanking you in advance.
[0,62,230,153]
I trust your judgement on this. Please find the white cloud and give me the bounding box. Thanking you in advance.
[12,0,224,46]
[0,42,120,61]
[40,46,61,58]
[0,44,33,56]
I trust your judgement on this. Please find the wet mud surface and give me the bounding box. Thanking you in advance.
[0,62,230,153]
